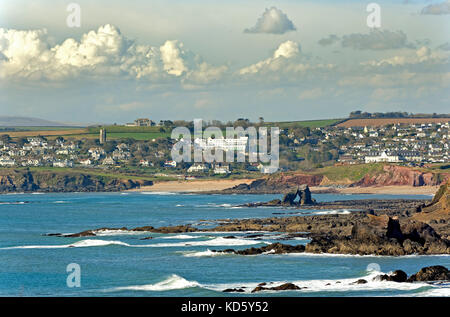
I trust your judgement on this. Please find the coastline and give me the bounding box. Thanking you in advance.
[128,179,438,196]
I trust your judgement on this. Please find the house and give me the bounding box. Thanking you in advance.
[53,159,73,168]
[0,156,15,166]
[187,164,208,173]
[164,160,177,168]
[214,165,230,174]
[79,158,92,166]
[102,157,116,165]
[126,118,154,127]
[22,159,41,167]
[139,159,150,167]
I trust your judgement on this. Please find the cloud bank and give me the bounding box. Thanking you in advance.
[0,24,226,83]
[421,1,450,15]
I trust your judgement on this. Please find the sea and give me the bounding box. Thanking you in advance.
[0,192,449,297]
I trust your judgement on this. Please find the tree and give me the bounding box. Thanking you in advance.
[0,134,11,144]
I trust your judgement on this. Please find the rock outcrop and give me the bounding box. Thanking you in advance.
[413,182,449,239]
[281,185,316,206]
[305,214,450,256]
[0,169,152,193]
[406,265,450,282]
[218,243,305,256]
[251,283,302,293]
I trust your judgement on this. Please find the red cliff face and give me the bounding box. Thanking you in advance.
[268,174,324,187]
[352,165,449,187]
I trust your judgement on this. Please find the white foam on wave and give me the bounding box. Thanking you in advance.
[107,274,200,292]
[161,234,200,240]
[180,249,229,257]
[92,229,150,237]
[147,237,266,248]
[1,236,265,250]
[202,270,431,294]
[1,239,130,249]
[0,201,26,205]
[415,286,450,297]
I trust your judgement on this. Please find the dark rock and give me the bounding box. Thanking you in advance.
[281,185,315,206]
[251,283,301,293]
[223,288,245,293]
[407,265,450,282]
[376,270,408,283]
[233,243,305,255]
[352,279,368,284]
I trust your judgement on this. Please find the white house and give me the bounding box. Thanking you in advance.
[0,156,15,166]
[213,165,230,174]
[187,164,208,173]
[164,160,177,168]
[79,158,92,166]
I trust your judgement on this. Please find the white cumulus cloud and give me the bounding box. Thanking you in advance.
[244,7,296,34]
[0,24,226,84]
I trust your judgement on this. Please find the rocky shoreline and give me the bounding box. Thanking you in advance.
[45,183,450,256]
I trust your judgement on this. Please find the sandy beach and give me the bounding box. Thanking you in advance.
[128,179,255,192]
[129,179,438,196]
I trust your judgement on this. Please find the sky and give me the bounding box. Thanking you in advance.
[0,0,449,124]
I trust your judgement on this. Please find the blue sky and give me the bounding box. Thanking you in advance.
[0,0,449,124]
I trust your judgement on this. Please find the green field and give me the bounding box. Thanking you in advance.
[264,119,343,129]
[64,132,171,140]
[315,163,385,182]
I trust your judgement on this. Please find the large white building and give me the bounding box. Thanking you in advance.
[364,151,401,163]
[194,137,248,154]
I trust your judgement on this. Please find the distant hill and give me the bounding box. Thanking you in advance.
[0,116,71,127]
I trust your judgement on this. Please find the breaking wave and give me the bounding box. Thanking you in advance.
[107,274,200,292]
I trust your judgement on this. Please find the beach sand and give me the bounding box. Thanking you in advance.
[128,179,255,192]
[129,179,438,196]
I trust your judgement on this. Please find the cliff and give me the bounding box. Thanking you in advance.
[0,169,152,193]
[222,165,449,194]
[351,165,448,187]
[413,182,449,238]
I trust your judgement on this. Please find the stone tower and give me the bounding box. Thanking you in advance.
[99,128,106,144]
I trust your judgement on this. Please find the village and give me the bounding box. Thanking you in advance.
[0,118,449,174]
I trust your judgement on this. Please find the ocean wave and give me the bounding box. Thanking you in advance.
[1,239,130,249]
[180,249,229,257]
[92,229,150,237]
[1,236,265,250]
[0,201,27,205]
[161,234,201,240]
[140,192,177,195]
[107,274,200,292]
[147,237,266,247]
